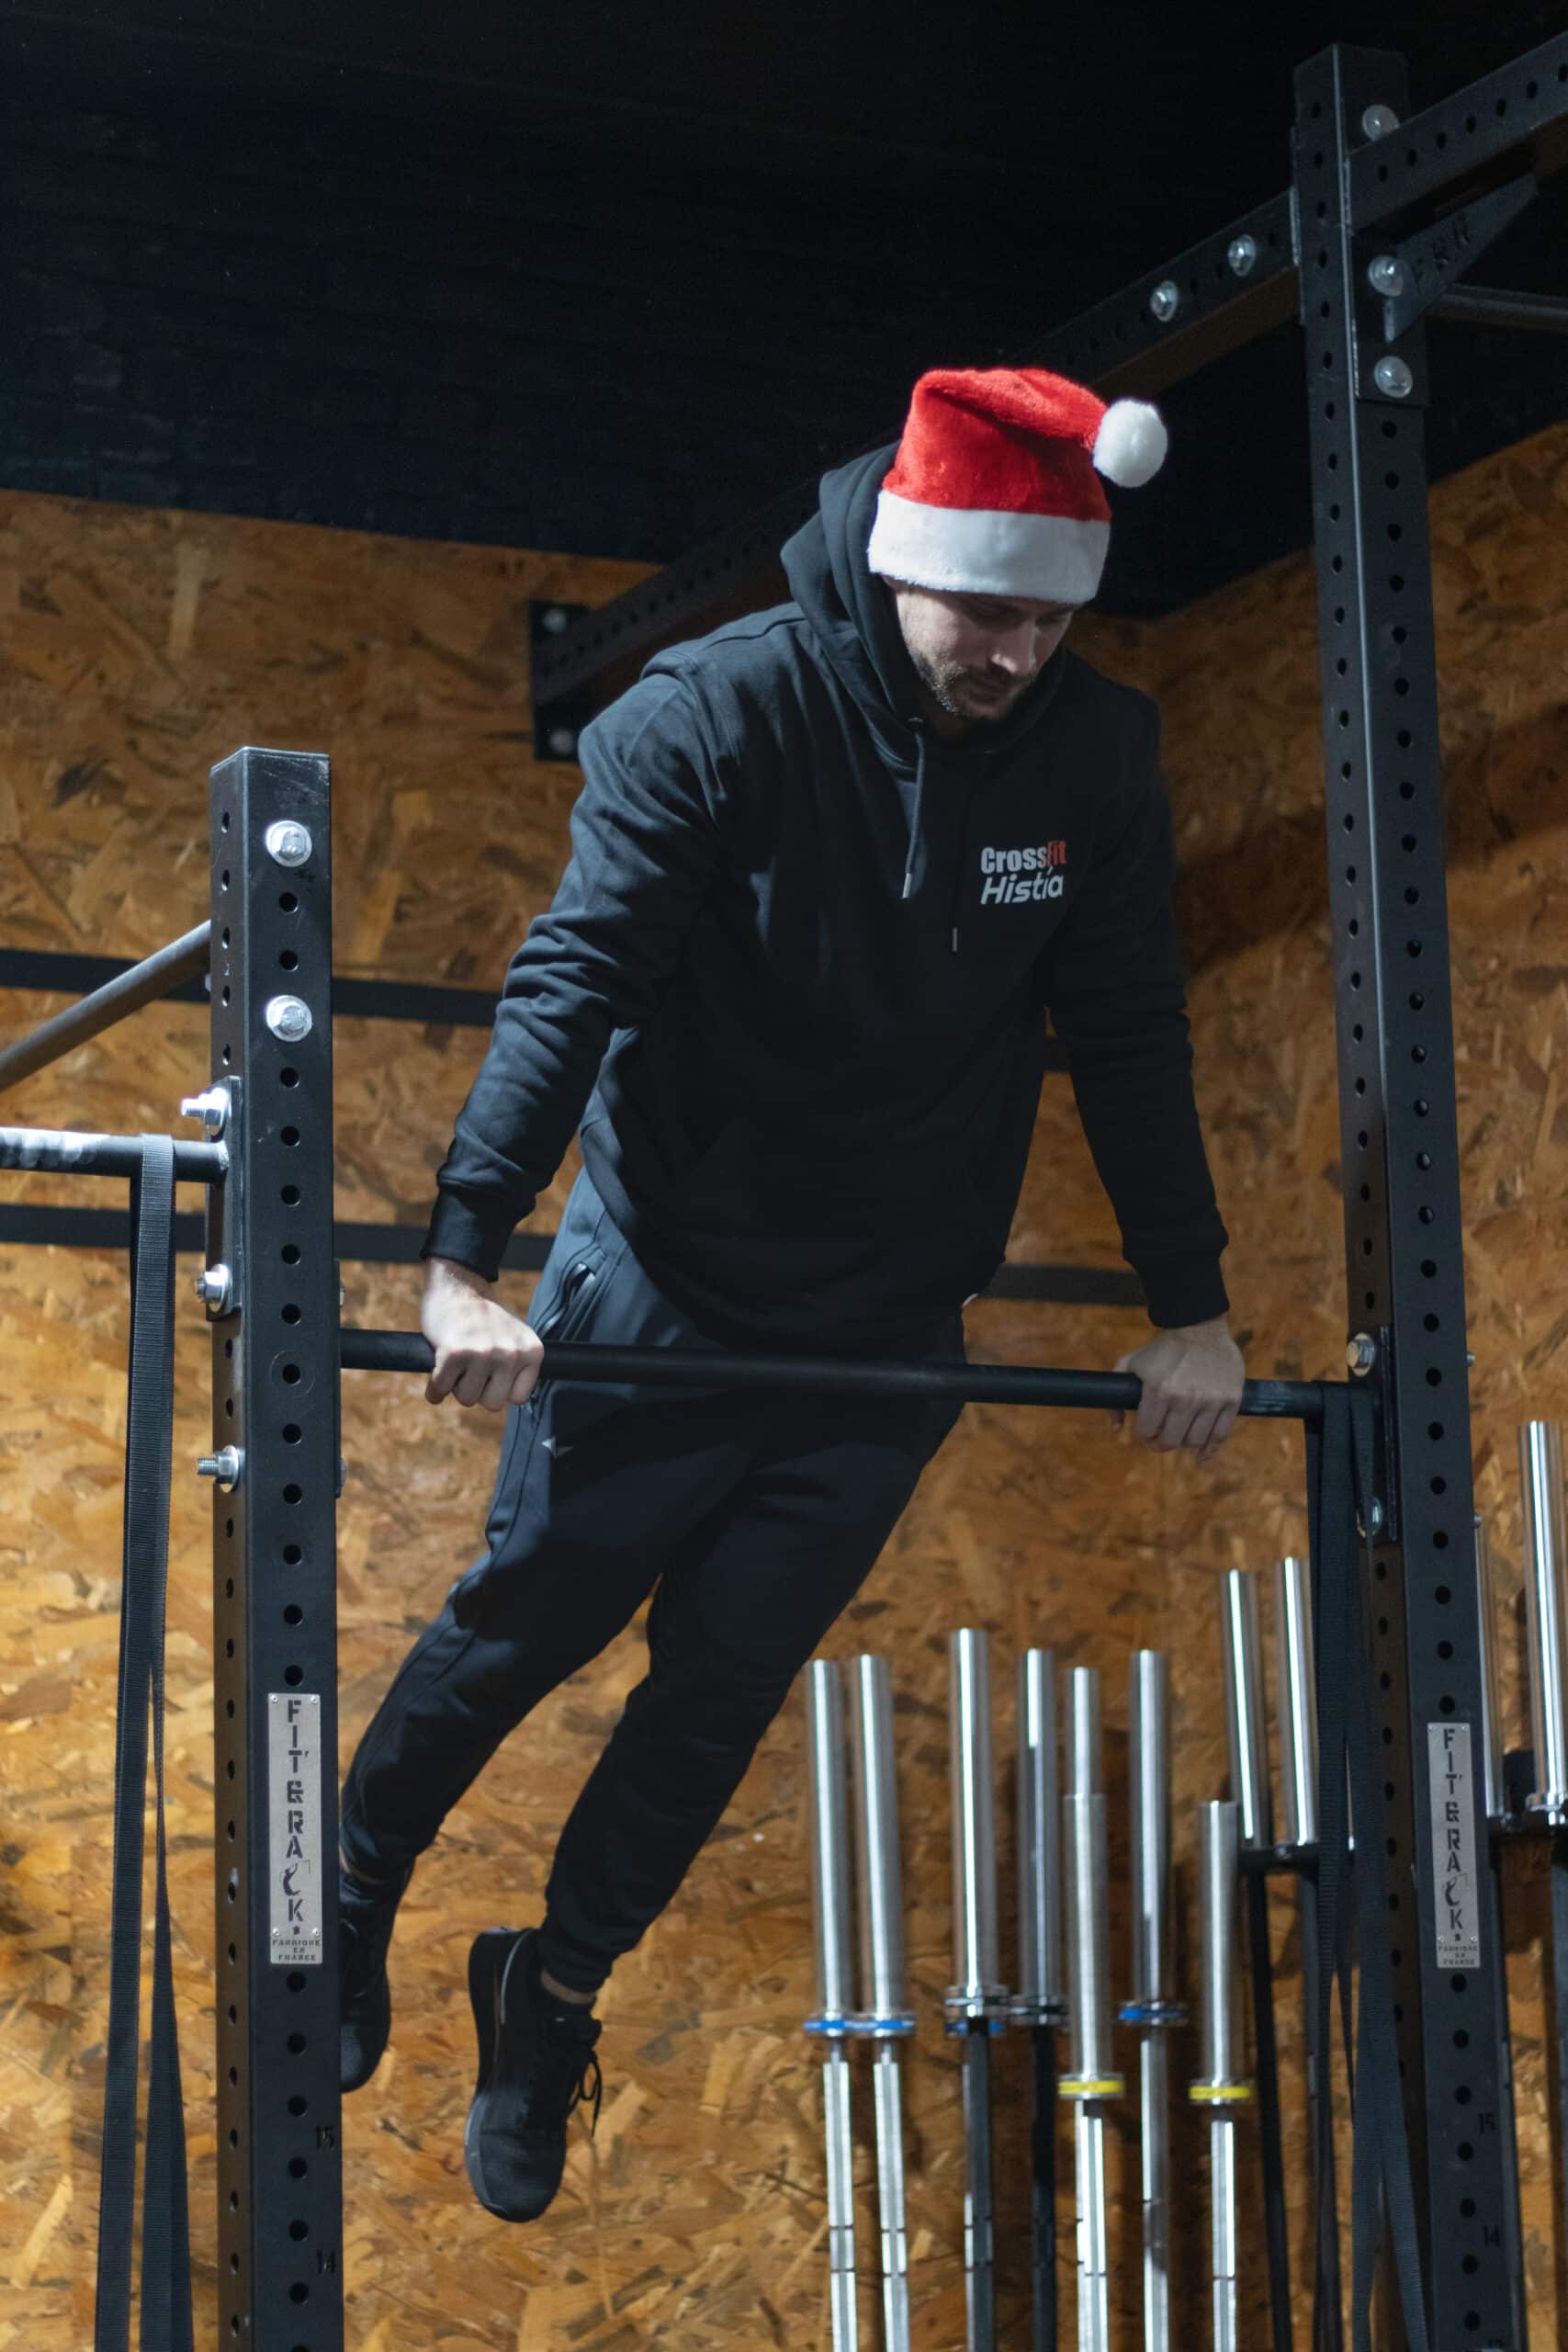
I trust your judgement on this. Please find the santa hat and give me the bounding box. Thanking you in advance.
[866,366,1168,605]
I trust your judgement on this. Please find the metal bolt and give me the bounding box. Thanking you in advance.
[1368,1499,1384,1536]
[547,727,579,759]
[1373,356,1414,400]
[181,1084,231,1136]
[540,605,570,635]
[197,1446,243,1489]
[265,994,312,1044]
[1149,280,1180,323]
[194,1263,233,1314]
[265,820,312,869]
[1346,1333,1378,1376]
[1226,235,1258,278]
[1368,254,1406,298]
[1466,1351,1476,1367]
[1361,105,1401,141]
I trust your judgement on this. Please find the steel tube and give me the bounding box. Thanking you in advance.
[1129,1652,1171,2007]
[824,2046,859,2352]
[1124,1652,1176,2352]
[850,1656,908,2025]
[1015,1649,1064,2023]
[0,1124,227,1182]
[336,1327,1325,1421]
[1274,1556,1318,1848]
[948,1630,1005,2015]
[871,2046,910,2352]
[849,1655,911,2352]
[1473,1515,1505,1824]
[1429,285,1568,334]
[1522,1422,1568,1821]
[1221,1571,1272,1848]
[804,1661,858,2351]
[0,921,211,1094]
[1062,1793,1118,2093]
[1190,1803,1249,2352]
[1065,1665,1100,1801]
[1193,1802,1247,2098]
[1075,2105,1111,2352]
[806,1662,855,2026]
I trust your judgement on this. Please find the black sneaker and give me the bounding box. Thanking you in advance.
[465,1927,604,2222]
[339,1858,412,2094]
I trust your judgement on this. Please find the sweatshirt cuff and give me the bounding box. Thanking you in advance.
[1141,1260,1230,1331]
[422,1190,515,1284]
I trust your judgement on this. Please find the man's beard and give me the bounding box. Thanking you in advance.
[908,645,1029,726]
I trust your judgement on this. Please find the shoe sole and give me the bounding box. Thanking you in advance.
[465,1927,536,2222]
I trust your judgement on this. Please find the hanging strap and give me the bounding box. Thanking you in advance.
[94,1136,194,2352]
[1310,1381,1429,2352]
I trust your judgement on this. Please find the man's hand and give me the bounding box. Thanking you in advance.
[422,1257,546,1412]
[1109,1315,1245,1464]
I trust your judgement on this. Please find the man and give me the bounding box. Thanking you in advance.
[337,366,1245,2224]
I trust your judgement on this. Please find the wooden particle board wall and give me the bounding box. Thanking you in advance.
[0,415,1564,2346]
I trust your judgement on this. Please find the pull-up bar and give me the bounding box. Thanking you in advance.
[0,921,212,1095]
[340,1327,1327,1424]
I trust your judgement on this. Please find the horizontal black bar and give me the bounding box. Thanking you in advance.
[1430,283,1568,333]
[1348,28,1568,232]
[342,1326,1326,1423]
[0,948,502,1032]
[0,1201,1138,1305]
[0,923,212,1093]
[2,952,1073,1074]
[0,1125,228,1182]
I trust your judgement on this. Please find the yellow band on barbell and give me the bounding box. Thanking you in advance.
[1188,2083,1253,2104]
[1058,2075,1124,2100]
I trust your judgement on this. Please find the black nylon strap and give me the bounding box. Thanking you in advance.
[93,1138,194,2352]
[1310,1383,1429,2352]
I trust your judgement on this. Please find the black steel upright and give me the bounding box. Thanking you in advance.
[1294,48,1526,2348]
[206,750,344,2352]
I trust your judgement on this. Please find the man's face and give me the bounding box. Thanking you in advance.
[888,581,1078,732]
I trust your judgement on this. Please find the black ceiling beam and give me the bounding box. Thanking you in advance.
[532,28,1568,737]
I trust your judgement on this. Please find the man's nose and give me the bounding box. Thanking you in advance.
[990,625,1038,675]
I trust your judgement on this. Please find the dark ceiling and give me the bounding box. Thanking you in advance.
[6,1,1566,615]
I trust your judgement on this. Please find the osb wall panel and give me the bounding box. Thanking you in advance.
[1,410,1564,2349]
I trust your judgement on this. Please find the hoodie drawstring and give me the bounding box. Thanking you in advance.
[900,731,928,903]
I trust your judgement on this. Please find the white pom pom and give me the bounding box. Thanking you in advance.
[1092,399,1168,488]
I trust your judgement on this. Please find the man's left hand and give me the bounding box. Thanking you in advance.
[1110,1315,1246,1464]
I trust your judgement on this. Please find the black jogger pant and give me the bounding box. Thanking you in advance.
[339,1170,961,1995]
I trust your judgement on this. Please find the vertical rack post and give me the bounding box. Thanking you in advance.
[207,748,344,2352]
[1292,48,1524,2345]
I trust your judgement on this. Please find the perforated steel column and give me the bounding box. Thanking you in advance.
[1294,50,1524,2347]
[208,748,343,2352]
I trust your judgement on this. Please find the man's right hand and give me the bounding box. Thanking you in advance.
[421,1257,546,1412]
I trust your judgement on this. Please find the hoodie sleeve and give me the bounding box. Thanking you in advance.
[422,671,723,1278]
[1037,702,1230,1329]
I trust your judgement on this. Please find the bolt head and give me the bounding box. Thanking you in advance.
[1227,236,1258,278]
[1369,1499,1384,1533]
[197,1446,243,1488]
[540,605,570,635]
[547,727,579,759]
[1373,356,1414,400]
[265,994,312,1044]
[1361,105,1401,141]
[1149,280,1180,323]
[265,820,313,870]
[180,1085,231,1136]
[1346,1333,1378,1375]
[1368,254,1406,297]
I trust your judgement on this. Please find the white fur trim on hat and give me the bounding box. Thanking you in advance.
[1092,400,1168,487]
[867,491,1109,603]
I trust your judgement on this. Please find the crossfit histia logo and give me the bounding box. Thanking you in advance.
[978,839,1067,907]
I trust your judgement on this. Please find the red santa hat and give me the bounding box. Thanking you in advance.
[866,366,1168,605]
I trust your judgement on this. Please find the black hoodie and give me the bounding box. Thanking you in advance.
[423,447,1230,1346]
